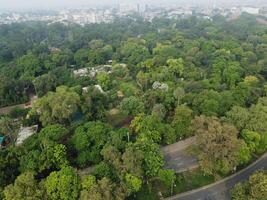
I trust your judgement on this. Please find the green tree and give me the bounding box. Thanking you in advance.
[241,130,261,153]
[151,103,166,121]
[118,38,149,66]
[71,121,112,167]
[222,61,243,89]
[122,144,144,177]
[3,172,45,200]
[20,144,69,173]
[80,176,125,200]
[167,58,184,78]
[152,43,178,66]
[158,169,176,194]
[192,116,243,175]
[89,39,104,50]
[135,138,164,177]
[45,167,80,200]
[38,124,68,146]
[96,72,110,90]
[173,87,185,105]
[30,86,80,126]
[125,173,142,193]
[171,105,193,139]
[17,52,41,79]
[130,114,163,143]
[191,90,222,116]
[120,97,145,116]
[74,49,89,66]
[226,106,250,131]
[246,103,267,133]
[0,148,21,196]
[231,170,267,200]
[136,71,149,90]
[34,73,57,97]
[0,117,14,136]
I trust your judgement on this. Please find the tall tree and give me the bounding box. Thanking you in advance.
[192,116,243,175]
[30,86,80,126]
[3,172,45,200]
[231,170,267,200]
[45,167,80,200]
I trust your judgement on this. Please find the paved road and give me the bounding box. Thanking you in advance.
[161,137,198,173]
[165,152,267,200]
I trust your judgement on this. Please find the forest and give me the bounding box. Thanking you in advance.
[0,13,267,200]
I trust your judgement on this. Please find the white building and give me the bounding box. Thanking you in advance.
[241,7,260,15]
[16,125,38,146]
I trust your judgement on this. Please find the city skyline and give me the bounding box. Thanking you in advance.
[0,0,267,11]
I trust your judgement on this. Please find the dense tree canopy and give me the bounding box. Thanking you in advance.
[0,12,267,200]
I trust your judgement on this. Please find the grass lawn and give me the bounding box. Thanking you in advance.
[134,169,215,200]
[133,184,159,200]
[172,169,214,195]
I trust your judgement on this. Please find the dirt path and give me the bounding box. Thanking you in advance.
[0,96,37,115]
[161,137,199,173]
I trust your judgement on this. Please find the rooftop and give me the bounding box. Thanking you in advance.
[16,125,38,145]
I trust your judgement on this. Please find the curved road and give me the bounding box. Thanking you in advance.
[165,152,267,200]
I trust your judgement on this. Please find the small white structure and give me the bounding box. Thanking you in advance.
[94,85,105,94]
[152,81,169,92]
[89,65,112,78]
[73,65,112,78]
[82,86,90,93]
[16,125,38,146]
[73,68,89,77]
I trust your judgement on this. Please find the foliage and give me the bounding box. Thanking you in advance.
[30,86,80,126]
[20,144,69,173]
[158,169,176,189]
[1,13,267,200]
[171,105,193,139]
[120,96,145,116]
[231,170,267,200]
[71,121,112,167]
[3,172,45,200]
[192,116,243,176]
[125,173,142,192]
[45,167,80,200]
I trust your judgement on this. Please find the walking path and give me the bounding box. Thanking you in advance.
[0,95,37,115]
[161,137,198,173]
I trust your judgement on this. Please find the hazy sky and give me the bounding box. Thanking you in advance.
[0,0,266,10]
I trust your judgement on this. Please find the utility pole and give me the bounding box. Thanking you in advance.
[171,177,174,195]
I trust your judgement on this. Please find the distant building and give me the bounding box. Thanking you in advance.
[241,7,260,15]
[73,68,89,77]
[73,65,112,78]
[16,125,38,146]
[82,85,105,94]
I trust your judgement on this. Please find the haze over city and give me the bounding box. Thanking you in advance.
[0,0,266,10]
